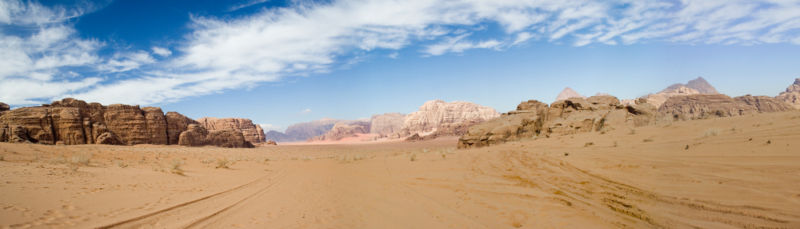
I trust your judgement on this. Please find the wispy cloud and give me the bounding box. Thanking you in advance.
[300,108,312,114]
[227,0,270,12]
[2,0,800,106]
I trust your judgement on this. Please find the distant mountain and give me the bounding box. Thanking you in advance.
[265,118,340,142]
[642,77,719,107]
[555,87,584,101]
[663,77,719,94]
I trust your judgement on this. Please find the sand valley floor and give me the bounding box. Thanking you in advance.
[1,111,800,228]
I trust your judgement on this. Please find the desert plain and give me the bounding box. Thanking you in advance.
[1,111,799,228]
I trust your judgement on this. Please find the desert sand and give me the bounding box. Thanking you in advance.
[1,111,799,228]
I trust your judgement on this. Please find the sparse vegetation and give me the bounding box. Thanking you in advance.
[215,158,231,169]
[704,128,720,137]
[170,159,185,175]
[68,153,92,172]
[584,142,594,147]
[642,138,654,143]
[410,153,417,162]
[116,160,129,168]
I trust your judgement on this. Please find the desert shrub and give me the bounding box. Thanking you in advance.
[215,158,231,169]
[170,159,184,175]
[410,153,417,162]
[704,128,720,137]
[115,160,128,168]
[642,138,654,143]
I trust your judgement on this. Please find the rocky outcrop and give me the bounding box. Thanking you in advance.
[102,104,159,145]
[401,100,499,138]
[266,118,339,142]
[312,121,371,141]
[178,124,253,148]
[734,95,793,113]
[197,117,265,144]
[0,102,9,112]
[555,87,584,101]
[659,94,792,121]
[459,95,657,149]
[776,78,800,109]
[370,113,405,137]
[166,112,198,145]
[665,77,719,94]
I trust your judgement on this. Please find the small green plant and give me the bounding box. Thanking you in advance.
[215,158,231,169]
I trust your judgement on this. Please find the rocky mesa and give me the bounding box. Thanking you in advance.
[0,98,256,148]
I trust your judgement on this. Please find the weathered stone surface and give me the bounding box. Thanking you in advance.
[0,102,9,112]
[142,107,168,145]
[266,140,277,145]
[178,124,208,147]
[103,104,150,145]
[0,107,54,144]
[369,113,405,137]
[459,95,657,149]
[658,94,758,121]
[166,112,197,145]
[178,124,254,148]
[734,95,793,113]
[197,117,265,144]
[50,107,86,145]
[96,132,123,145]
[401,100,499,138]
[776,78,800,109]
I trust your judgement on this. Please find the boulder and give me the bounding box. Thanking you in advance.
[266,140,277,145]
[197,117,265,144]
[166,112,198,145]
[0,102,9,112]
[96,132,123,145]
[178,124,254,148]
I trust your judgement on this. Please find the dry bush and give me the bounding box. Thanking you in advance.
[170,159,185,175]
[410,153,417,162]
[68,153,92,172]
[115,160,128,168]
[704,128,721,137]
[216,158,231,169]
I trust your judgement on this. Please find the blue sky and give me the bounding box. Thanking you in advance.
[1,0,799,131]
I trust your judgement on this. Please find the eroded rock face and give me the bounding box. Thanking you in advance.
[0,107,55,144]
[401,100,499,138]
[369,113,405,137]
[197,117,266,144]
[459,96,657,149]
[0,102,9,112]
[178,124,253,148]
[776,78,800,109]
[166,112,198,145]
[659,94,758,120]
[734,95,793,113]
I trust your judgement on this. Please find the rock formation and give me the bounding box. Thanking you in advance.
[776,78,800,109]
[0,102,9,112]
[166,112,198,145]
[197,117,265,144]
[311,121,371,141]
[369,113,405,137]
[659,94,792,121]
[555,87,584,101]
[0,98,259,148]
[400,100,499,138]
[265,118,340,142]
[459,95,658,148]
[177,124,254,148]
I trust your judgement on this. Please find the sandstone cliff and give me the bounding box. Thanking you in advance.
[776,78,800,109]
[178,124,254,148]
[659,94,792,121]
[0,98,257,148]
[369,113,405,137]
[400,100,499,138]
[197,117,265,144]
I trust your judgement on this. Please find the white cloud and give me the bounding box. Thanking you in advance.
[258,123,281,131]
[152,47,172,57]
[3,0,800,106]
[300,108,312,114]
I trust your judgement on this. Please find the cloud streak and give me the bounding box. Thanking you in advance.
[2,0,800,106]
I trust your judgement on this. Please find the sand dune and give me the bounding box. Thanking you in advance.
[1,111,799,228]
